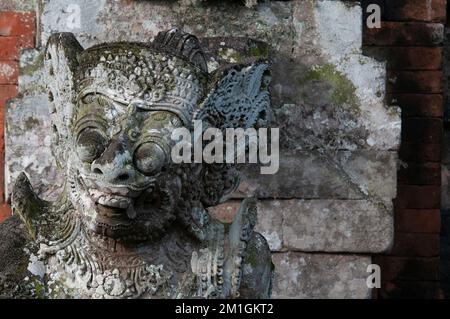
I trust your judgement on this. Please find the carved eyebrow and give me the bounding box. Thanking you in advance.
[78,87,133,106]
[129,99,167,114]
[79,92,124,107]
[73,114,108,134]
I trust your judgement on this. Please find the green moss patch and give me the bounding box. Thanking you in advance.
[300,64,358,108]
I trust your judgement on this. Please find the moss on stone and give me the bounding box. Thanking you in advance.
[300,64,358,108]
[24,117,40,130]
[244,240,260,267]
[20,52,44,76]
[30,277,47,299]
[249,44,269,60]
[218,47,242,63]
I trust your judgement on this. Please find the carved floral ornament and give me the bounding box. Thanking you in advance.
[0,28,274,298]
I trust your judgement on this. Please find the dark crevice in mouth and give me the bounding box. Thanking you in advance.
[95,203,128,220]
[95,222,132,231]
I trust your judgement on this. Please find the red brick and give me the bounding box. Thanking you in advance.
[402,118,442,144]
[0,61,18,85]
[0,36,35,60]
[390,233,440,257]
[389,0,446,22]
[387,94,443,118]
[373,256,440,281]
[0,37,20,60]
[362,0,446,23]
[395,209,441,233]
[395,185,440,209]
[364,47,442,70]
[400,143,441,162]
[0,85,18,106]
[363,22,443,46]
[0,204,11,223]
[0,12,35,37]
[208,201,240,223]
[387,71,443,94]
[19,35,34,49]
[379,281,441,299]
[398,162,441,185]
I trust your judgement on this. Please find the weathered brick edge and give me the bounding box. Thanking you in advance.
[0,11,36,222]
[362,0,446,299]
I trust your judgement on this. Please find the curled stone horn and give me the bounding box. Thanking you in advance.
[152,27,208,73]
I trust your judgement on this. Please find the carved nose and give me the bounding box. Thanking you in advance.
[91,138,134,184]
[92,166,131,182]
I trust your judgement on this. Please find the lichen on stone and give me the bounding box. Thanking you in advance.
[300,64,358,109]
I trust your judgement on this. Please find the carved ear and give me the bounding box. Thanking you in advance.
[195,62,272,130]
[197,62,272,207]
[44,33,83,165]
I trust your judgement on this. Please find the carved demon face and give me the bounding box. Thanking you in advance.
[71,101,183,239]
[44,29,271,242]
[64,40,208,240]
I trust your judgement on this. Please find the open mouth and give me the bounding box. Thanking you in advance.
[89,189,133,207]
[88,189,137,223]
[95,203,128,219]
[74,177,177,240]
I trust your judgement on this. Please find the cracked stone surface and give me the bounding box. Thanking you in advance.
[271,252,372,299]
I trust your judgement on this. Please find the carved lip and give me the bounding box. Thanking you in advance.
[89,189,133,208]
[82,175,155,193]
[88,188,140,225]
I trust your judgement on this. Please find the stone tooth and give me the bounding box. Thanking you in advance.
[107,198,117,205]
[90,189,102,201]
[117,200,130,209]
[98,196,107,205]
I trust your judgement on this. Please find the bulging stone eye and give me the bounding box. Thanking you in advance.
[76,128,107,163]
[134,142,166,176]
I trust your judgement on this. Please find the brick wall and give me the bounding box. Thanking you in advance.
[362,0,446,298]
[0,11,35,222]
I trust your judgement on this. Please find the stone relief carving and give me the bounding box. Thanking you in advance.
[0,28,273,299]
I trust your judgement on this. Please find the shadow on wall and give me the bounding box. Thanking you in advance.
[441,129,450,298]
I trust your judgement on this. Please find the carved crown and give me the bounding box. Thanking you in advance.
[76,28,209,125]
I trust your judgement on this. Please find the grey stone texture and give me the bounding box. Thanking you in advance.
[281,199,393,253]
[6,94,63,201]
[234,150,397,201]
[271,252,372,299]
[210,199,393,253]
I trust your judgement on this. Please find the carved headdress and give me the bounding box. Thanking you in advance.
[45,28,272,164]
[5,28,274,299]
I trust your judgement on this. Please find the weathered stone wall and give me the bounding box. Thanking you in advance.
[1,0,401,298]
